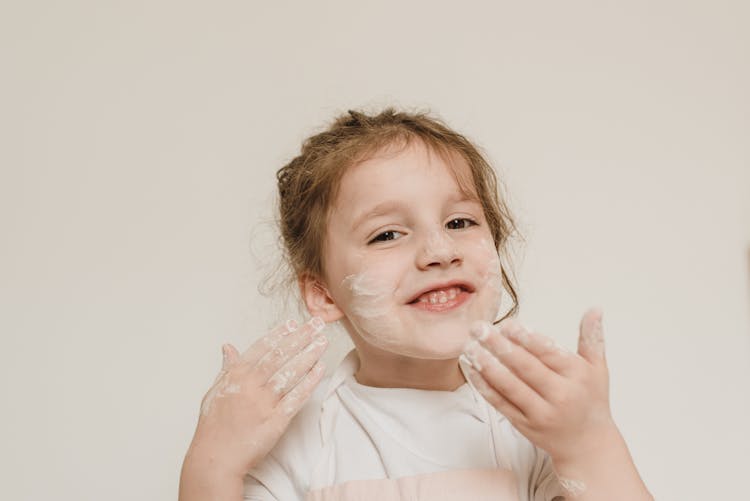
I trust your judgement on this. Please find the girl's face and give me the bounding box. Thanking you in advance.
[322,141,503,360]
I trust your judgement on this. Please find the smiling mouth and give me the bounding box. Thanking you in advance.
[408,285,473,312]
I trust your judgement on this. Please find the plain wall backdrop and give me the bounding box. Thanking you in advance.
[1,1,749,500]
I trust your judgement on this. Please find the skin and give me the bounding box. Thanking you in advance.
[180,138,652,499]
[302,139,652,498]
[464,309,653,499]
[303,139,503,390]
[178,318,329,500]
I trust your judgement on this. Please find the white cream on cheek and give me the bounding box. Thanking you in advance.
[338,237,504,357]
[473,237,504,321]
[340,271,404,351]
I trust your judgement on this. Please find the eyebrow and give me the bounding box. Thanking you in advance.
[351,201,410,231]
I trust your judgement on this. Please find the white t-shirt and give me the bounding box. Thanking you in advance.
[244,349,566,501]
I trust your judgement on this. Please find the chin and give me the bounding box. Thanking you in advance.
[345,310,480,360]
[410,327,471,360]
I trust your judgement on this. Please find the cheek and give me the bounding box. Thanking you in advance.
[469,238,504,320]
[335,263,406,350]
[340,271,395,319]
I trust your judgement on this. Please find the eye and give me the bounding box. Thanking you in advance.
[368,230,404,244]
[446,218,477,230]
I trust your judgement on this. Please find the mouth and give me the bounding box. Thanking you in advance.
[406,281,475,312]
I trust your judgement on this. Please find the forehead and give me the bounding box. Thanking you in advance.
[332,140,477,211]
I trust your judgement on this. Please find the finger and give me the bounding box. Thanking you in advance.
[501,323,578,376]
[465,364,526,424]
[471,321,566,402]
[222,343,240,370]
[255,317,326,382]
[276,360,327,418]
[482,317,577,375]
[462,339,546,419]
[577,307,606,365]
[266,332,329,398]
[241,319,299,365]
[210,344,240,386]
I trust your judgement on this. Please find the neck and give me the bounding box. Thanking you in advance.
[350,338,467,391]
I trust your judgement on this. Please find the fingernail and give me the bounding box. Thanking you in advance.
[221,344,229,368]
[469,321,493,341]
[589,311,604,341]
[504,323,528,348]
[581,311,605,355]
[283,319,299,335]
[496,334,514,354]
[462,340,483,371]
[304,334,328,353]
[592,317,605,348]
[498,319,516,337]
[310,316,325,332]
[546,338,570,355]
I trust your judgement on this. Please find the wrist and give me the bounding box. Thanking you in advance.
[179,448,245,501]
[550,426,653,501]
[182,438,247,482]
[550,419,622,468]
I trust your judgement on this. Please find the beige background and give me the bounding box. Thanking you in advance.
[2,1,749,500]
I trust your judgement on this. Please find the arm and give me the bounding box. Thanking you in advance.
[179,450,278,501]
[179,443,244,501]
[463,308,653,500]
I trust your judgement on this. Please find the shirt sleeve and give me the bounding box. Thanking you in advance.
[241,376,332,501]
[243,453,298,501]
[243,475,276,501]
[530,450,566,501]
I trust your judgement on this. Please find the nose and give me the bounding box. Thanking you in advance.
[416,229,462,269]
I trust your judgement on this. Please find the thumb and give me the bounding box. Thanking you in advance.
[577,307,606,365]
[221,343,240,370]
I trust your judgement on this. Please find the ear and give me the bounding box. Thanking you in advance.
[299,273,345,323]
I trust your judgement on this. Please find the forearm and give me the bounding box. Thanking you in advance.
[179,449,244,501]
[551,427,653,501]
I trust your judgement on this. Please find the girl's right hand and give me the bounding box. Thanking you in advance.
[183,317,329,481]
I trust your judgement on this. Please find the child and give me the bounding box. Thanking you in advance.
[179,108,653,500]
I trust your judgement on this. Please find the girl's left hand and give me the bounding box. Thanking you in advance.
[462,307,616,465]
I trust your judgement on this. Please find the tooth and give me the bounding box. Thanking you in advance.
[448,288,457,299]
[419,296,428,303]
[438,292,448,303]
[429,293,438,304]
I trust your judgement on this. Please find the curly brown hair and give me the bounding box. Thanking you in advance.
[275,107,521,322]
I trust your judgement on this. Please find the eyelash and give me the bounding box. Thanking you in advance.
[369,230,403,244]
[367,218,478,244]
[446,217,478,230]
